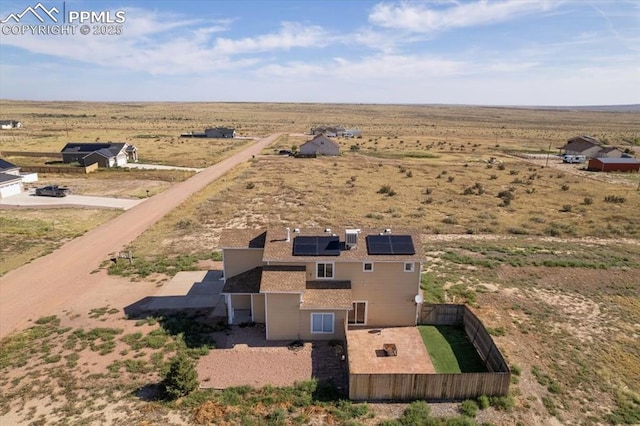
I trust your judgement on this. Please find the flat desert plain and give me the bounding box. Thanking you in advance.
[0,100,639,425]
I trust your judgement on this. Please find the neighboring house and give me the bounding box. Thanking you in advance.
[0,158,20,176]
[597,147,624,158]
[60,143,138,167]
[0,120,22,129]
[0,173,23,198]
[180,128,236,138]
[0,157,38,187]
[311,126,346,137]
[299,135,340,156]
[587,157,640,172]
[220,227,424,341]
[561,135,603,158]
[205,127,236,138]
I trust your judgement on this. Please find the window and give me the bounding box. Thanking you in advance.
[363,262,373,272]
[316,262,334,279]
[348,302,367,325]
[404,262,415,272]
[311,313,334,334]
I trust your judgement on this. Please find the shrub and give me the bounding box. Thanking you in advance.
[447,176,455,183]
[583,197,593,205]
[490,394,515,411]
[489,174,498,180]
[460,400,478,417]
[163,352,199,399]
[443,216,458,225]
[604,195,626,203]
[350,144,360,151]
[424,187,433,195]
[246,182,255,189]
[400,400,431,424]
[477,395,490,409]
[378,185,391,194]
[561,204,572,213]
[406,170,413,178]
[561,184,570,191]
[498,163,506,170]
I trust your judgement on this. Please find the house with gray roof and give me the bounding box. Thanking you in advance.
[60,143,138,168]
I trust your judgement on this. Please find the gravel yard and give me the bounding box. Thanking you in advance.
[198,325,348,392]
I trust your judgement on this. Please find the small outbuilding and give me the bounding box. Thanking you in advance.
[299,135,340,156]
[587,157,640,172]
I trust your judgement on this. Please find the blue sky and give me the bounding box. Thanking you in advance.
[0,0,638,105]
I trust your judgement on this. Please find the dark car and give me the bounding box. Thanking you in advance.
[278,150,294,156]
[35,185,70,197]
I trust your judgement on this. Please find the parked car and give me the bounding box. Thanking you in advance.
[35,185,70,197]
[278,150,294,156]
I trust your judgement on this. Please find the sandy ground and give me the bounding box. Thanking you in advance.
[122,163,203,172]
[0,133,281,339]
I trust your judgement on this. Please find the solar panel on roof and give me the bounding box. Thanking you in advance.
[293,236,341,256]
[366,235,416,255]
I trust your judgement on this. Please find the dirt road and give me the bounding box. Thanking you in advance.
[0,133,281,339]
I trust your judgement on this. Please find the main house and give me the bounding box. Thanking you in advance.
[180,127,236,138]
[220,227,424,341]
[61,142,138,168]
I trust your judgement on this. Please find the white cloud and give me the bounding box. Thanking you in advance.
[369,0,558,33]
[214,22,330,55]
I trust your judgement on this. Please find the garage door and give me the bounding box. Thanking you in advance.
[0,182,23,198]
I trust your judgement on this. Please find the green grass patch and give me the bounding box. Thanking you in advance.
[418,325,487,373]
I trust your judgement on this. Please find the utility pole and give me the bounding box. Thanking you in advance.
[545,140,552,167]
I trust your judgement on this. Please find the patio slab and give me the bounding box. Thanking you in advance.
[347,326,435,374]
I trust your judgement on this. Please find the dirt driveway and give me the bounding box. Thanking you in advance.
[0,133,281,339]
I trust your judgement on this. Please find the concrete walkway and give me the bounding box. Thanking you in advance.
[121,163,203,172]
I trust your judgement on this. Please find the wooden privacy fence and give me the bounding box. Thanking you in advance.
[348,304,510,401]
[20,163,98,174]
[349,372,510,401]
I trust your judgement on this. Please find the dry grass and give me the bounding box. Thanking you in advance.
[0,209,121,276]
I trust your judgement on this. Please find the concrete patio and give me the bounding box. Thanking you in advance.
[347,326,435,374]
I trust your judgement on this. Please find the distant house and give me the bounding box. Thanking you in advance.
[0,157,38,189]
[181,127,236,138]
[587,157,640,172]
[597,147,624,158]
[60,143,138,168]
[205,127,236,138]
[311,126,346,137]
[299,135,340,156]
[0,120,22,130]
[0,159,23,198]
[561,136,603,158]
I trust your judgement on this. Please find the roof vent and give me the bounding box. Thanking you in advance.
[345,229,360,249]
[325,228,331,233]
[384,228,392,234]
[294,228,300,233]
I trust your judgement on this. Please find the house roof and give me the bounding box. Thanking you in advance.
[0,158,19,172]
[222,267,262,294]
[219,229,267,249]
[262,228,424,263]
[301,135,340,150]
[0,172,22,184]
[0,120,20,126]
[61,142,127,157]
[561,135,602,152]
[83,148,115,159]
[598,147,622,154]
[590,157,640,164]
[260,266,306,292]
[300,281,352,310]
